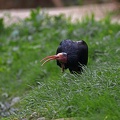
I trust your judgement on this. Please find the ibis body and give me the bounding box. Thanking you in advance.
[41,39,88,73]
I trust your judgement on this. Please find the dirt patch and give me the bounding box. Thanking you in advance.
[0,2,119,24]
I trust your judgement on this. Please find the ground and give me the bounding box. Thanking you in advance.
[0,2,120,119]
[0,2,120,24]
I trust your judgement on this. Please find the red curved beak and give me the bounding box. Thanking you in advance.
[40,55,58,66]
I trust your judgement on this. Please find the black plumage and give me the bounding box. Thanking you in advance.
[56,39,88,73]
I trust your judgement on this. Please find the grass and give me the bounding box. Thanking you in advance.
[0,8,120,119]
[18,64,120,119]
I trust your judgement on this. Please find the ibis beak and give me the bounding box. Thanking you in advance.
[40,55,58,66]
[41,53,67,73]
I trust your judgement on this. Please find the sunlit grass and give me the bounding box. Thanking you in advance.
[16,64,120,119]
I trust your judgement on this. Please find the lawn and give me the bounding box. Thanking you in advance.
[0,9,120,120]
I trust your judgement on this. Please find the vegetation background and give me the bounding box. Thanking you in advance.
[0,3,120,120]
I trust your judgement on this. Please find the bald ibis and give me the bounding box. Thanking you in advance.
[41,39,88,73]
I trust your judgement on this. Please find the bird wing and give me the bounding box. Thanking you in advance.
[77,40,88,66]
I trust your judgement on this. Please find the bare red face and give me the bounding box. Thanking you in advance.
[40,52,67,66]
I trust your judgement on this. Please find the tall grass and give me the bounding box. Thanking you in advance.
[17,64,120,119]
